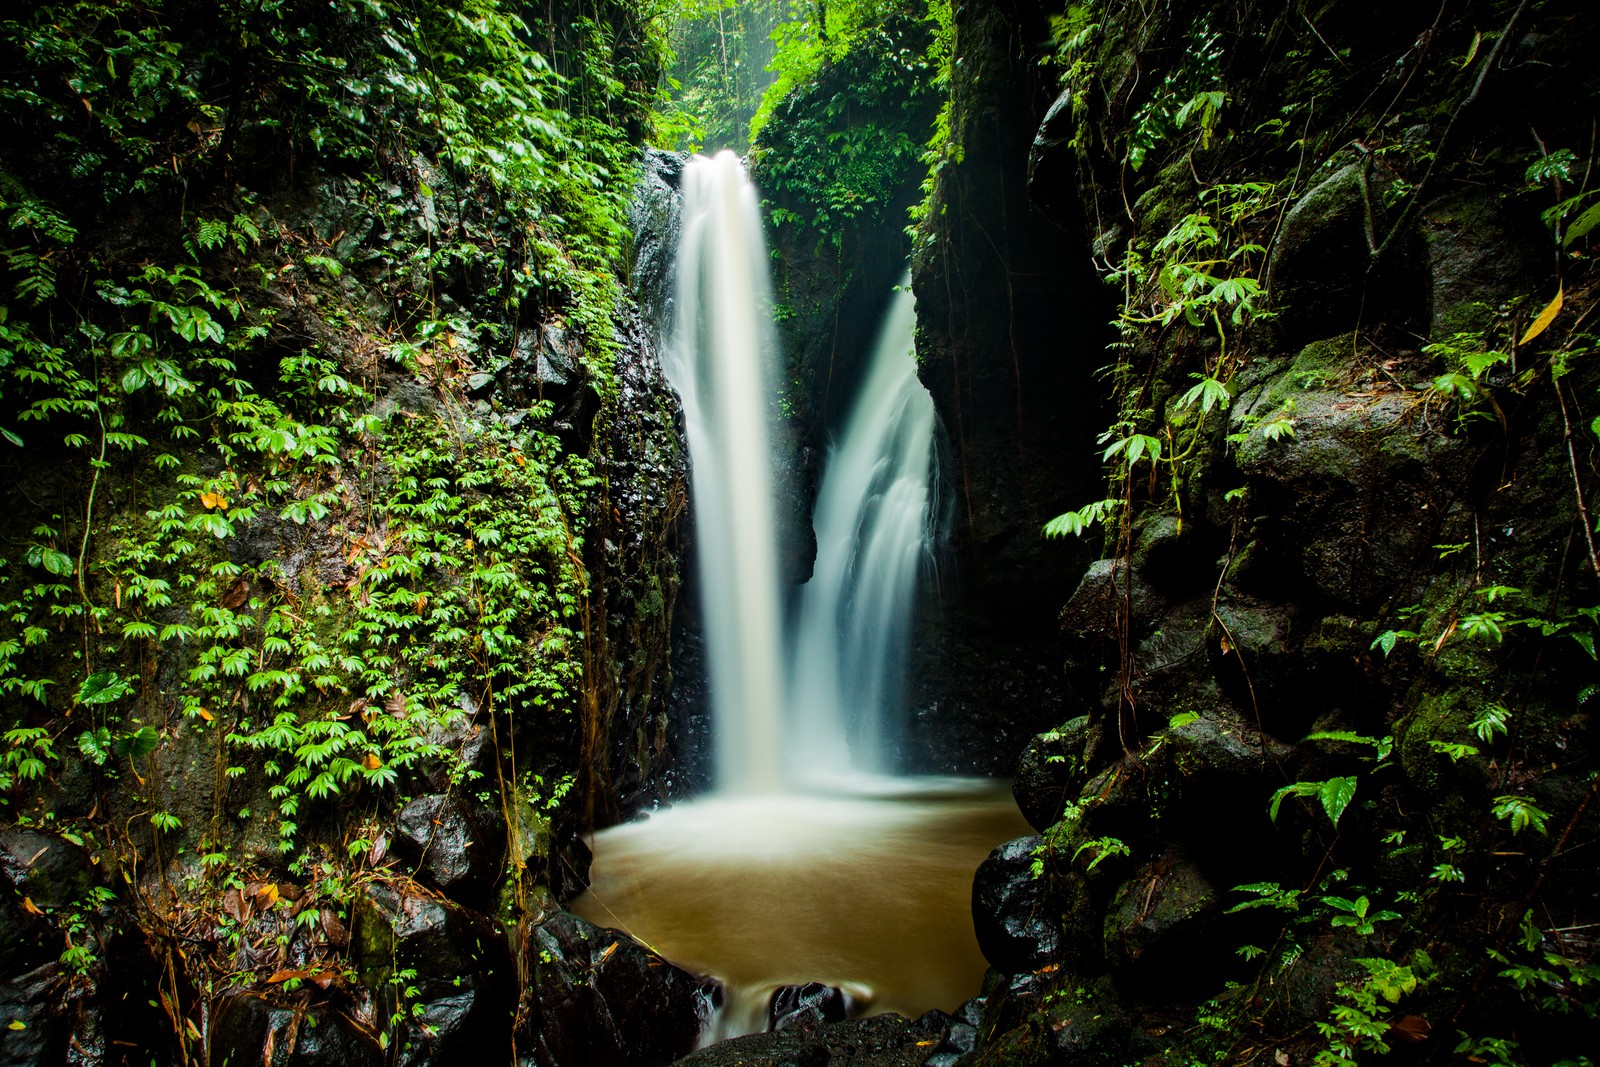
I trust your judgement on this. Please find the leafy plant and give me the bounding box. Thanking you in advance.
[1270,776,1358,829]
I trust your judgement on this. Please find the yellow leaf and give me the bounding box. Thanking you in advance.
[198,708,215,722]
[199,491,229,510]
[1519,285,1563,346]
[21,897,43,916]
[6,1020,23,1031]
[362,752,382,771]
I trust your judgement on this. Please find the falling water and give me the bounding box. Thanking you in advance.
[788,279,934,776]
[574,154,1027,1043]
[661,150,787,794]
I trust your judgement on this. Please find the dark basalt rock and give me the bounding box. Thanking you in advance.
[1060,558,1166,646]
[1266,159,1428,343]
[972,835,1062,974]
[351,880,514,1067]
[1421,187,1549,337]
[1041,975,1133,1067]
[918,1000,981,1067]
[0,828,95,914]
[392,793,504,902]
[1102,849,1223,994]
[0,961,103,1067]
[1028,88,1081,230]
[209,994,382,1067]
[521,910,711,1067]
[771,982,850,1030]
[1013,716,1103,832]
[677,1013,936,1067]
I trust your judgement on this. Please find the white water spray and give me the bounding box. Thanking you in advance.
[662,151,789,794]
[787,280,935,777]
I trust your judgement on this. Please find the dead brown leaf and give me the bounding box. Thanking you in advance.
[1390,1015,1431,1044]
[220,579,250,610]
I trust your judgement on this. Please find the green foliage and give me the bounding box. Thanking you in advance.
[1042,497,1122,539]
[1124,24,1224,171]
[0,0,653,855]
[1270,776,1358,829]
[1491,795,1551,836]
[752,0,942,249]
[1321,894,1401,936]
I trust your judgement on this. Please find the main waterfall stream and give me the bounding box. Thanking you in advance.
[573,151,1027,1041]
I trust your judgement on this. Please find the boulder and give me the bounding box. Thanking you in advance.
[1061,558,1165,645]
[0,829,94,911]
[392,794,504,901]
[771,983,850,1031]
[1039,974,1134,1067]
[676,1013,933,1067]
[1013,716,1103,831]
[350,880,513,1067]
[522,910,711,1067]
[1421,188,1549,337]
[209,994,382,1067]
[1231,338,1470,612]
[1266,159,1426,342]
[971,836,1062,974]
[1102,850,1223,992]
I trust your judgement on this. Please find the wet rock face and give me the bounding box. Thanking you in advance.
[0,962,102,1067]
[1012,715,1102,832]
[1266,159,1429,344]
[972,835,1062,974]
[587,306,700,825]
[521,910,711,1067]
[351,880,514,1067]
[0,830,106,1062]
[1102,850,1223,989]
[906,0,1109,758]
[677,1013,945,1067]
[897,77,1104,767]
[771,982,850,1030]
[209,995,383,1067]
[393,794,504,902]
[629,147,685,336]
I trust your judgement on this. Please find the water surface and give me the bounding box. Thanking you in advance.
[573,778,1028,1038]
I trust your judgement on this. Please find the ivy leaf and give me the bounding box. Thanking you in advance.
[77,728,111,766]
[1319,776,1357,828]
[113,726,161,761]
[76,671,132,706]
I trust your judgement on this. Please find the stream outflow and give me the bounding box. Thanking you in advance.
[574,151,1026,1041]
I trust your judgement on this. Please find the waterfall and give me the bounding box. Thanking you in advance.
[787,280,935,777]
[663,151,788,794]
[574,156,1025,1044]
[666,155,935,788]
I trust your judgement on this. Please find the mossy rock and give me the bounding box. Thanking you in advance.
[1395,690,1494,820]
[1102,848,1224,995]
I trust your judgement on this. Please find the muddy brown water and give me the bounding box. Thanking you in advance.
[572,777,1029,1039]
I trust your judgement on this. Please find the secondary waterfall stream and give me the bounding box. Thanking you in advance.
[573,151,1026,1041]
